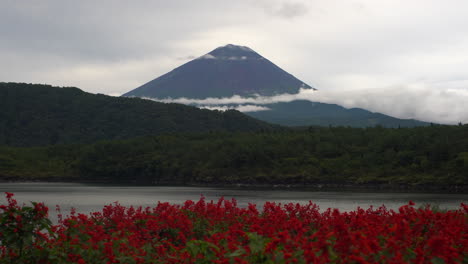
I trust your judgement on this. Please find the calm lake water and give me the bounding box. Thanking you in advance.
[1,182,467,222]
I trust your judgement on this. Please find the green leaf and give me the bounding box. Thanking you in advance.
[404,248,416,261]
[431,257,445,264]
[247,232,269,254]
[226,248,246,258]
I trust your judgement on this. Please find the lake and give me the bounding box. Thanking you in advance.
[1,182,467,222]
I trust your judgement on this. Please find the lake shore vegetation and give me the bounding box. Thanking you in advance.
[0,125,467,190]
[1,193,467,263]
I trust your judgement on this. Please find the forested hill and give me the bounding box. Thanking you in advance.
[247,100,429,128]
[0,83,275,146]
[1,125,467,189]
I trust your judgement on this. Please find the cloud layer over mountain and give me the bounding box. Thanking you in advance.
[145,85,468,124]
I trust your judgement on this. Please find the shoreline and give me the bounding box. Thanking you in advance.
[1,177,467,194]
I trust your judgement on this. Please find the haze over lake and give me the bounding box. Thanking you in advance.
[1,183,466,222]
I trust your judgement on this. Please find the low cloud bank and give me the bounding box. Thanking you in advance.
[313,85,468,125]
[144,85,468,124]
[199,105,270,112]
[143,88,317,105]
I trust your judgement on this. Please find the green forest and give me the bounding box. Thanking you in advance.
[0,83,275,146]
[1,125,467,189]
[1,83,467,190]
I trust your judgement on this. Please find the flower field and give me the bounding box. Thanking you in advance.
[1,192,467,263]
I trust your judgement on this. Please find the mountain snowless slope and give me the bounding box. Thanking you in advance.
[123,44,314,99]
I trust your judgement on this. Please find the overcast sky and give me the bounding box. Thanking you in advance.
[1,0,468,124]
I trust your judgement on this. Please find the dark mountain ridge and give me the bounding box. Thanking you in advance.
[0,82,275,147]
[247,100,428,128]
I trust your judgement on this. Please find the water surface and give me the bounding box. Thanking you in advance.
[1,182,466,222]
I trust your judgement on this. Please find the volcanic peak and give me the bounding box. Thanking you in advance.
[198,44,262,60]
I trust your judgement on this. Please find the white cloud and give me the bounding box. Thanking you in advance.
[197,54,250,60]
[143,87,317,105]
[255,0,309,19]
[312,85,468,125]
[199,105,271,112]
[228,56,247,60]
[198,54,216,59]
[223,44,254,52]
[145,83,468,124]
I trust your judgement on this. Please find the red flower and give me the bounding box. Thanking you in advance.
[1,193,467,263]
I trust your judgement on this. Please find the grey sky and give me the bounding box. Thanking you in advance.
[1,0,467,124]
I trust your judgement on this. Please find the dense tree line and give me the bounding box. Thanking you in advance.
[0,83,275,147]
[1,125,467,188]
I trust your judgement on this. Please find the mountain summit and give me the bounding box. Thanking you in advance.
[123,44,313,99]
[201,44,259,59]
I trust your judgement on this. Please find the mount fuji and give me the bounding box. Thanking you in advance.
[124,44,314,99]
[123,44,427,128]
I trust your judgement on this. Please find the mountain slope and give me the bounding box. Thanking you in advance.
[246,100,428,128]
[123,44,313,99]
[0,83,276,147]
[123,44,428,128]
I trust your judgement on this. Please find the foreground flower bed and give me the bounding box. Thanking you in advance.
[1,193,467,264]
